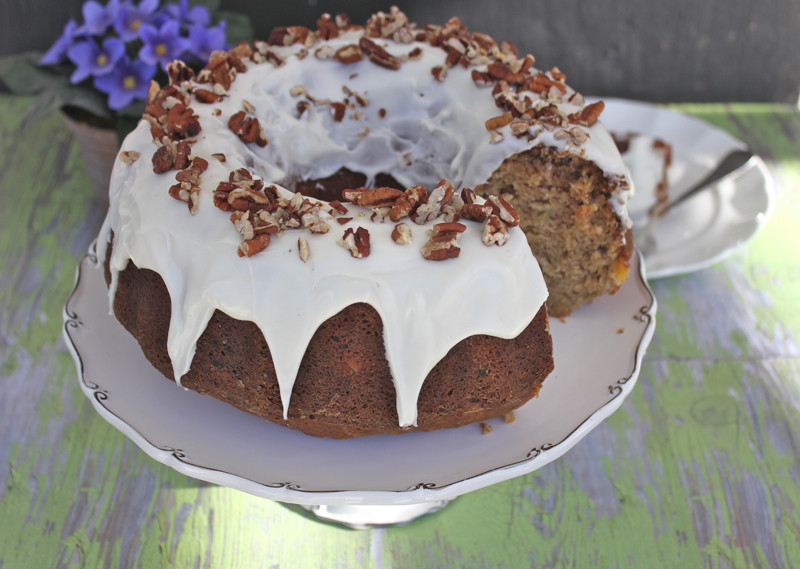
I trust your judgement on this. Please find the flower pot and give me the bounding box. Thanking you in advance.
[60,109,119,207]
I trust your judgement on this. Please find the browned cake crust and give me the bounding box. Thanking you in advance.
[475,146,633,318]
[106,251,554,438]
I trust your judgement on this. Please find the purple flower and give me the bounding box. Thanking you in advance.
[94,57,155,109]
[114,0,159,41]
[139,19,190,68]
[78,0,121,35]
[40,19,80,65]
[160,0,210,29]
[67,36,126,83]
[187,22,227,62]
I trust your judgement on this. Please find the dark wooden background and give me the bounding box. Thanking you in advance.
[2,0,799,103]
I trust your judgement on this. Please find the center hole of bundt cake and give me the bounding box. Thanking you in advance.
[287,167,406,202]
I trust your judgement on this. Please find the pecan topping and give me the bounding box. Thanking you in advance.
[118,150,140,165]
[485,111,513,131]
[339,226,371,258]
[391,222,413,244]
[342,186,404,207]
[389,185,426,221]
[335,44,363,64]
[482,214,510,246]
[228,110,268,147]
[358,37,402,70]
[152,144,176,174]
[431,65,447,81]
[486,194,520,227]
[175,156,208,186]
[194,88,222,104]
[298,236,311,262]
[238,234,270,257]
[421,229,461,261]
[460,203,493,222]
[568,100,605,127]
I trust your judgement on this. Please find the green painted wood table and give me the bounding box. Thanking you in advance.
[1,96,799,568]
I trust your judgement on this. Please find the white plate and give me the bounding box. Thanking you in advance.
[63,243,655,507]
[598,98,773,278]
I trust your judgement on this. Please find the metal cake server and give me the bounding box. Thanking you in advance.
[636,148,757,257]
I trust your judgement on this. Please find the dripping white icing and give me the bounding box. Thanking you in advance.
[97,27,630,428]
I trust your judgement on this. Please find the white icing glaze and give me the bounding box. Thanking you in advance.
[97,26,631,428]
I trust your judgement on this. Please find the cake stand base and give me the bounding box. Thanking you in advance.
[295,501,451,529]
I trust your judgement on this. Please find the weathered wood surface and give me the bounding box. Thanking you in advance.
[1,96,798,568]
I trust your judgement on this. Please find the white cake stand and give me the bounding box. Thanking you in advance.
[63,243,656,527]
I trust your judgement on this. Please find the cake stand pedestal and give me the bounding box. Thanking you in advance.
[297,501,451,529]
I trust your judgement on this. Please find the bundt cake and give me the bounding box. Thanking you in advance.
[96,8,633,438]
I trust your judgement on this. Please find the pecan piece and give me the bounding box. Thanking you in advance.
[335,44,363,64]
[359,37,402,70]
[421,232,460,260]
[175,156,209,186]
[391,222,412,244]
[238,234,270,257]
[460,203,493,222]
[485,111,513,131]
[152,144,176,174]
[339,226,371,258]
[118,150,141,165]
[486,194,520,227]
[342,186,403,207]
[482,214,510,246]
[166,104,201,139]
[298,236,311,262]
[194,88,222,104]
[568,100,605,127]
[228,110,268,147]
[389,185,426,221]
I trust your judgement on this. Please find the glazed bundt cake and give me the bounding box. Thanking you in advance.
[97,8,632,438]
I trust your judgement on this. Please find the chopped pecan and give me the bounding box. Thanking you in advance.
[342,186,404,206]
[298,236,311,262]
[389,185,426,221]
[339,226,371,258]
[228,110,269,147]
[166,104,201,139]
[421,231,460,260]
[471,69,493,88]
[230,210,255,240]
[194,88,222,104]
[391,222,413,244]
[460,203,493,222]
[431,65,447,81]
[173,140,191,170]
[238,234,270,257]
[329,200,349,214]
[152,144,176,174]
[175,156,208,186]
[166,60,195,85]
[335,44,363,64]
[487,60,524,85]
[568,100,605,127]
[411,179,454,224]
[329,102,346,122]
[359,37,402,70]
[485,111,513,131]
[482,214,510,246]
[486,194,520,227]
[118,150,140,165]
